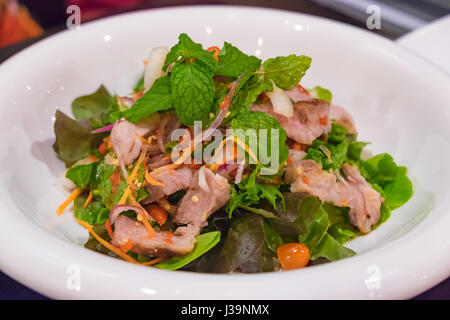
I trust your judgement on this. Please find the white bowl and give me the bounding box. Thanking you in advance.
[397,14,450,74]
[0,6,449,299]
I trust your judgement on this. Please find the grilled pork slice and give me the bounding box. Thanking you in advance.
[112,215,199,256]
[330,105,356,133]
[252,98,331,145]
[174,166,230,227]
[144,166,194,203]
[112,167,230,257]
[285,159,383,233]
[111,119,143,166]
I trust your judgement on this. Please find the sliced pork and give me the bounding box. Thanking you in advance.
[253,98,331,145]
[144,166,194,203]
[112,167,230,257]
[147,153,172,171]
[174,166,231,227]
[330,105,356,133]
[110,119,143,166]
[285,159,383,233]
[112,215,199,256]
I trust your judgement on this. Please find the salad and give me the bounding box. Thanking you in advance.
[54,34,413,272]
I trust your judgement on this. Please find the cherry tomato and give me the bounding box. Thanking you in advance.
[277,243,310,270]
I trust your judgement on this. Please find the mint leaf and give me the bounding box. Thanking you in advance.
[71,85,114,129]
[308,86,333,103]
[156,231,221,270]
[230,111,289,167]
[122,76,173,123]
[170,61,215,125]
[164,33,217,73]
[262,54,312,90]
[133,74,145,93]
[216,42,261,77]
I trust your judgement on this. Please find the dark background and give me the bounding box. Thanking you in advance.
[0,0,448,300]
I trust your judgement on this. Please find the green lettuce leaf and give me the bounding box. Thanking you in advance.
[65,163,95,189]
[53,110,104,167]
[156,231,221,270]
[71,85,115,129]
[226,167,285,217]
[74,195,109,225]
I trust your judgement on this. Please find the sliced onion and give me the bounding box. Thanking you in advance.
[109,204,143,225]
[198,166,210,193]
[266,84,294,118]
[234,163,245,184]
[117,96,134,108]
[91,123,114,134]
[144,46,169,92]
[202,73,246,141]
[218,163,228,171]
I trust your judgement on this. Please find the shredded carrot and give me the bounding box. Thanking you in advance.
[302,175,310,185]
[141,257,165,266]
[118,187,131,205]
[75,218,139,264]
[128,192,155,239]
[150,163,179,175]
[83,189,93,208]
[287,156,293,165]
[120,238,133,253]
[105,219,114,239]
[142,220,155,239]
[133,90,145,101]
[340,199,349,207]
[220,96,230,110]
[110,167,121,194]
[89,155,99,162]
[98,141,107,156]
[135,133,147,144]
[207,46,221,62]
[214,136,260,166]
[127,146,147,185]
[226,82,234,90]
[144,163,163,186]
[319,115,329,126]
[296,84,309,95]
[292,143,302,151]
[56,188,83,216]
[143,59,147,65]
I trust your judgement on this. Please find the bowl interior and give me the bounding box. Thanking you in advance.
[0,6,449,296]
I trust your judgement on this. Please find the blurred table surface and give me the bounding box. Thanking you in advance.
[0,0,448,300]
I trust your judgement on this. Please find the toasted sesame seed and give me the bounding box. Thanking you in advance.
[209,113,215,118]
[137,214,144,221]
[191,195,199,202]
[296,167,302,175]
[225,111,231,117]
